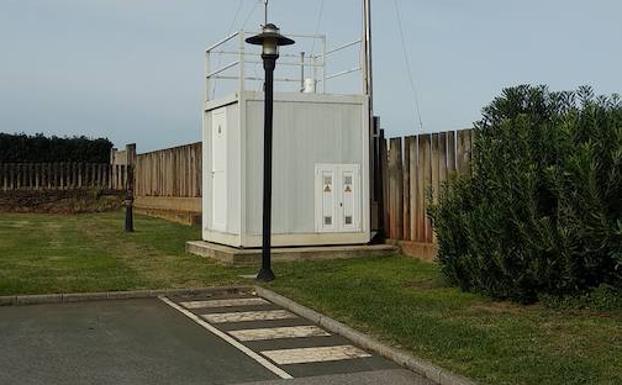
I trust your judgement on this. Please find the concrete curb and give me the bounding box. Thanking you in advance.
[0,286,253,307]
[254,286,478,385]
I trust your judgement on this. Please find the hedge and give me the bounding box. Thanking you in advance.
[0,133,113,163]
[429,85,622,302]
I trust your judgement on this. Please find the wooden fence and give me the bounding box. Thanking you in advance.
[135,142,202,198]
[121,128,472,234]
[0,163,130,191]
[380,129,473,243]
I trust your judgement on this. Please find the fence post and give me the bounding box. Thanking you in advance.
[53,163,59,189]
[91,163,96,188]
[1,164,6,191]
[78,163,83,188]
[60,162,65,190]
[74,163,78,188]
[46,163,49,189]
[98,164,104,187]
[115,165,120,190]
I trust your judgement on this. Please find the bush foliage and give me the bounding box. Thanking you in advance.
[429,85,622,302]
[0,133,113,163]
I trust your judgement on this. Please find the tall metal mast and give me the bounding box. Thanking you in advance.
[363,0,383,239]
[363,0,373,112]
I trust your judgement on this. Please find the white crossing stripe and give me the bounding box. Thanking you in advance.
[229,325,330,341]
[261,345,372,365]
[202,310,297,324]
[158,296,293,379]
[181,298,269,309]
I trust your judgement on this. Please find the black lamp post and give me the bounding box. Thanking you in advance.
[246,24,295,282]
[124,165,134,233]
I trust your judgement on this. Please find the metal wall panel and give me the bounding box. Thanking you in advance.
[244,96,365,235]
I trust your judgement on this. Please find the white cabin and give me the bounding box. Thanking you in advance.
[202,31,371,248]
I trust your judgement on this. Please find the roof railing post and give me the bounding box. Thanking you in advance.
[321,35,327,93]
[299,51,305,92]
[205,50,211,102]
[239,31,246,94]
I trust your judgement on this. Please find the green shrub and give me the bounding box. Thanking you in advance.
[429,85,622,303]
[540,284,622,312]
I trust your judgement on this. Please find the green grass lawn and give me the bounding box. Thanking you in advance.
[0,211,250,295]
[268,258,622,385]
[1,212,620,385]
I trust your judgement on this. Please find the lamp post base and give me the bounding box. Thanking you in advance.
[124,203,134,233]
[256,267,276,282]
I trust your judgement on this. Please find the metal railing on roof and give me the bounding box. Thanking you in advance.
[204,31,362,101]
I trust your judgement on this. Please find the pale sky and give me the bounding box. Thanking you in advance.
[1,0,620,152]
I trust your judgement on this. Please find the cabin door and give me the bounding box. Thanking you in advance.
[315,164,361,233]
[211,108,227,232]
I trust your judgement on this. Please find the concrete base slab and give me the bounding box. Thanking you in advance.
[186,241,398,265]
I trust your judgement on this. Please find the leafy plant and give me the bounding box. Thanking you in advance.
[429,85,622,302]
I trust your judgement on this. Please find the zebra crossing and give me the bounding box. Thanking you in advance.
[161,293,396,379]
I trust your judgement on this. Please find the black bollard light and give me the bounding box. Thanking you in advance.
[246,24,295,282]
[124,165,134,233]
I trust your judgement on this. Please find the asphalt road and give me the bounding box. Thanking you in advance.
[0,297,433,385]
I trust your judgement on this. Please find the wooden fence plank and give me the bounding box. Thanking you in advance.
[403,136,412,241]
[447,131,456,173]
[388,137,403,240]
[431,133,440,208]
[457,129,471,174]
[421,134,433,242]
[409,136,417,241]
[439,132,448,186]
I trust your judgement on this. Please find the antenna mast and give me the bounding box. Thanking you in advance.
[363,0,373,111]
[264,0,269,25]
